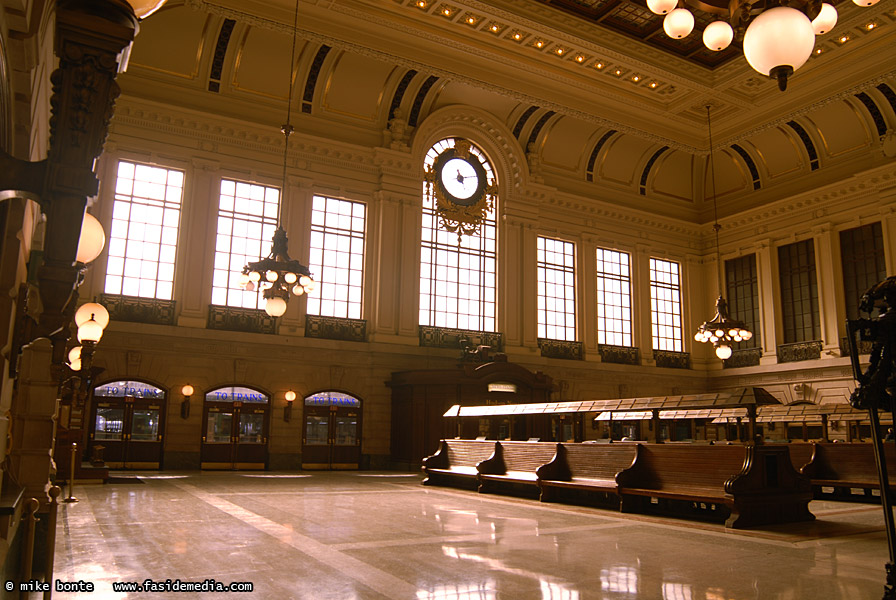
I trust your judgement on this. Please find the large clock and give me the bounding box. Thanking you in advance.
[425,139,497,240]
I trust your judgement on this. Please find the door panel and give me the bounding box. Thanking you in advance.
[88,395,165,469]
[201,399,269,470]
[302,393,362,470]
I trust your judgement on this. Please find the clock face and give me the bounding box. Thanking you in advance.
[433,149,488,207]
[440,157,479,201]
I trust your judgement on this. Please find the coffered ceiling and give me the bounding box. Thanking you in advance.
[115,0,896,220]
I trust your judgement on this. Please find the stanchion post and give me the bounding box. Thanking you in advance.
[20,498,39,581]
[43,485,62,600]
[63,442,79,503]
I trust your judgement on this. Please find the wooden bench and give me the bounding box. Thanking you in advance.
[615,443,814,528]
[421,439,498,490]
[800,442,896,500]
[536,443,638,504]
[477,441,559,497]
[787,443,815,473]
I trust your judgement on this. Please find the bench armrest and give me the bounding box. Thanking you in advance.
[477,442,505,475]
[536,443,571,481]
[422,440,449,471]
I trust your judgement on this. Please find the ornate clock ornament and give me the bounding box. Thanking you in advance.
[424,139,497,241]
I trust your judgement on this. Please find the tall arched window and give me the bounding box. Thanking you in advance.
[419,138,497,331]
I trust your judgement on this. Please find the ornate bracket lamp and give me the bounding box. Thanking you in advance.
[647,0,879,90]
[284,390,296,422]
[239,0,314,317]
[694,106,753,361]
[180,384,193,419]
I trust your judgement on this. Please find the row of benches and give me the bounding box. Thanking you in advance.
[422,439,883,528]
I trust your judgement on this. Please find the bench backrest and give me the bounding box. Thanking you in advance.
[444,439,498,468]
[618,444,748,490]
[495,441,558,473]
[560,443,638,480]
[810,443,895,480]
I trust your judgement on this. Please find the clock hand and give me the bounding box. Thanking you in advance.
[456,170,464,184]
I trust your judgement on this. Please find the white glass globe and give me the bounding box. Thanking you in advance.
[664,8,695,39]
[715,344,733,360]
[128,0,168,18]
[292,284,305,296]
[75,302,110,329]
[743,7,815,76]
[852,0,879,6]
[285,272,298,284]
[646,0,677,15]
[181,384,194,397]
[68,346,82,363]
[77,318,104,343]
[299,275,312,287]
[285,390,297,402]
[69,358,82,371]
[811,3,838,35]
[76,212,106,264]
[249,271,261,282]
[703,20,734,51]
[265,271,279,282]
[264,296,288,317]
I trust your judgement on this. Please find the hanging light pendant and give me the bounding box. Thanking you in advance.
[239,0,314,318]
[694,106,753,361]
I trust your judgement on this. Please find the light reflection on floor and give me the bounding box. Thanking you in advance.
[52,471,892,600]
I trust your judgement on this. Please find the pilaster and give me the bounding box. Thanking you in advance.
[177,157,220,327]
[755,238,779,364]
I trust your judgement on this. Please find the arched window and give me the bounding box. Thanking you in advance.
[419,138,497,332]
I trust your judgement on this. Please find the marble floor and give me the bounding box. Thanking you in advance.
[50,471,893,599]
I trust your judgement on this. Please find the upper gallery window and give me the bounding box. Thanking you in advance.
[419,138,497,331]
[537,236,576,341]
[104,161,185,299]
[725,254,761,349]
[306,196,366,320]
[650,257,683,352]
[596,248,633,346]
[840,222,886,319]
[211,179,279,310]
[778,239,819,343]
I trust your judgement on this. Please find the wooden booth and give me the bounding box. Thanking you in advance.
[388,358,554,469]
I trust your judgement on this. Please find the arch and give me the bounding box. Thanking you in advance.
[412,105,526,195]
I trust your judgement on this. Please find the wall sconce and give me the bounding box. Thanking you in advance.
[284,390,296,422]
[180,384,193,419]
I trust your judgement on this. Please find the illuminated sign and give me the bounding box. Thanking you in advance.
[95,381,164,399]
[305,392,361,407]
[488,382,517,393]
[205,387,269,403]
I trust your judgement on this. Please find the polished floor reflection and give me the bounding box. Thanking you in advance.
[53,471,890,599]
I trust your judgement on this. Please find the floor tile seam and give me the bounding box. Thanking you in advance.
[171,481,422,599]
[329,522,633,552]
[791,528,888,548]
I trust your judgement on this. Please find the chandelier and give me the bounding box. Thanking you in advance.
[239,0,315,317]
[647,0,881,90]
[694,106,753,360]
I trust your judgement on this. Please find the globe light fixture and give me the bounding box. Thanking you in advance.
[75,212,106,264]
[664,8,695,38]
[75,302,110,329]
[657,0,878,90]
[646,0,677,15]
[743,7,815,91]
[127,0,169,18]
[694,106,753,362]
[240,0,315,318]
[811,3,838,35]
[703,20,734,51]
